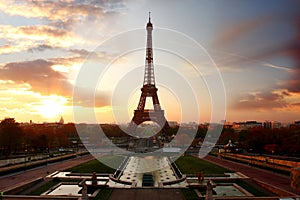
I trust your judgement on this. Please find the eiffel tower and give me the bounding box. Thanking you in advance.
[128,13,170,133]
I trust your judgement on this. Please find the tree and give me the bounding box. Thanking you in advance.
[0,118,23,156]
[195,125,208,139]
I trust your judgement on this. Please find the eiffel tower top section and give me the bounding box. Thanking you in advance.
[143,12,155,86]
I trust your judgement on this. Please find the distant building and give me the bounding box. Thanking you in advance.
[232,121,262,131]
[245,121,262,128]
[232,122,246,130]
[290,121,300,129]
[271,121,281,129]
[264,121,282,129]
[59,116,64,124]
[264,121,272,129]
[223,124,233,129]
[180,122,198,129]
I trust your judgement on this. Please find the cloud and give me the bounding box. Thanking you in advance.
[265,19,300,93]
[0,1,125,29]
[234,91,287,110]
[69,48,111,60]
[262,63,293,73]
[213,15,272,48]
[18,25,69,38]
[0,25,72,47]
[0,1,127,56]
[0,59,72,97]
[49,56,84,68]
[48,50,107,68]
[0,25,73,55]
[69,49,92,56]
[291,102,300,107]
[214,9,300,98]
[0,40,59,55]
[72,89,109,108]
[0,1,103,20]
[0,1,126,55]
[0,44,17,54]
[27,44,57,53]
[283,78,300,93]
[210,50,293,73]
[0,59,109,108]
[233,88,300,112]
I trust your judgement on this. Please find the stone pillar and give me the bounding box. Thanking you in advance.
[205,180,214,200]
[196,172,204,183]
[291,168,300,190]
[92,172,97,186]
[82,181,88,200]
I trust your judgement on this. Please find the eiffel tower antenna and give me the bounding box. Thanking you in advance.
[128,13,169,132]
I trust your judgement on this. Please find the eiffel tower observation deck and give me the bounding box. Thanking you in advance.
[128,13,169,132]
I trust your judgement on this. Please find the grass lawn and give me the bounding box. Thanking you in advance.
[67,155,125,173]
[235,180,273,197]
[29,180,59,195]
[181,188,200,200]
[91,188,113,200]
[175,155,231,174]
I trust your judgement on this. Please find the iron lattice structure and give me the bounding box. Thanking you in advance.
[128,14,170,132]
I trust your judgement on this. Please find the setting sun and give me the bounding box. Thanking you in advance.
[36,96,67,119]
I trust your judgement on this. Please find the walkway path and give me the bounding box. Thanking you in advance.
[203,155,300,195]
[0,154,94,192]
[109,188,185,200]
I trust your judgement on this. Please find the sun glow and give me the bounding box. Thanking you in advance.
[36,96,67,119]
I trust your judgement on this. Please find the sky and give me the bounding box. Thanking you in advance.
[0,0,299,124]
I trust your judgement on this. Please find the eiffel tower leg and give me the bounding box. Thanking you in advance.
[137,95,146,111]
[152,93,161,110]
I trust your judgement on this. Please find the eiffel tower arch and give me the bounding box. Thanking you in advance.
[128,13,170,133]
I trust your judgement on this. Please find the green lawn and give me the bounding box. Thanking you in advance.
[67,155,125,173]
[91,188,113,200]
[235,180,273,197]
[29,180,59,195]
[175,155,231,174]
[181,188,201,200]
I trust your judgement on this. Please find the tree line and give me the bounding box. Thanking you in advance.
[0,118,79,157]
[1,118,299,157]
[217,126,300,156]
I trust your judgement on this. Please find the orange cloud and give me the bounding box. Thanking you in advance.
[0,25,72,48]
[233,91,287,111]
[0,59,72,96]
[0,1,125,29]
[0,58,109,108]
[0,1,104,20]
[232,88,300,115]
